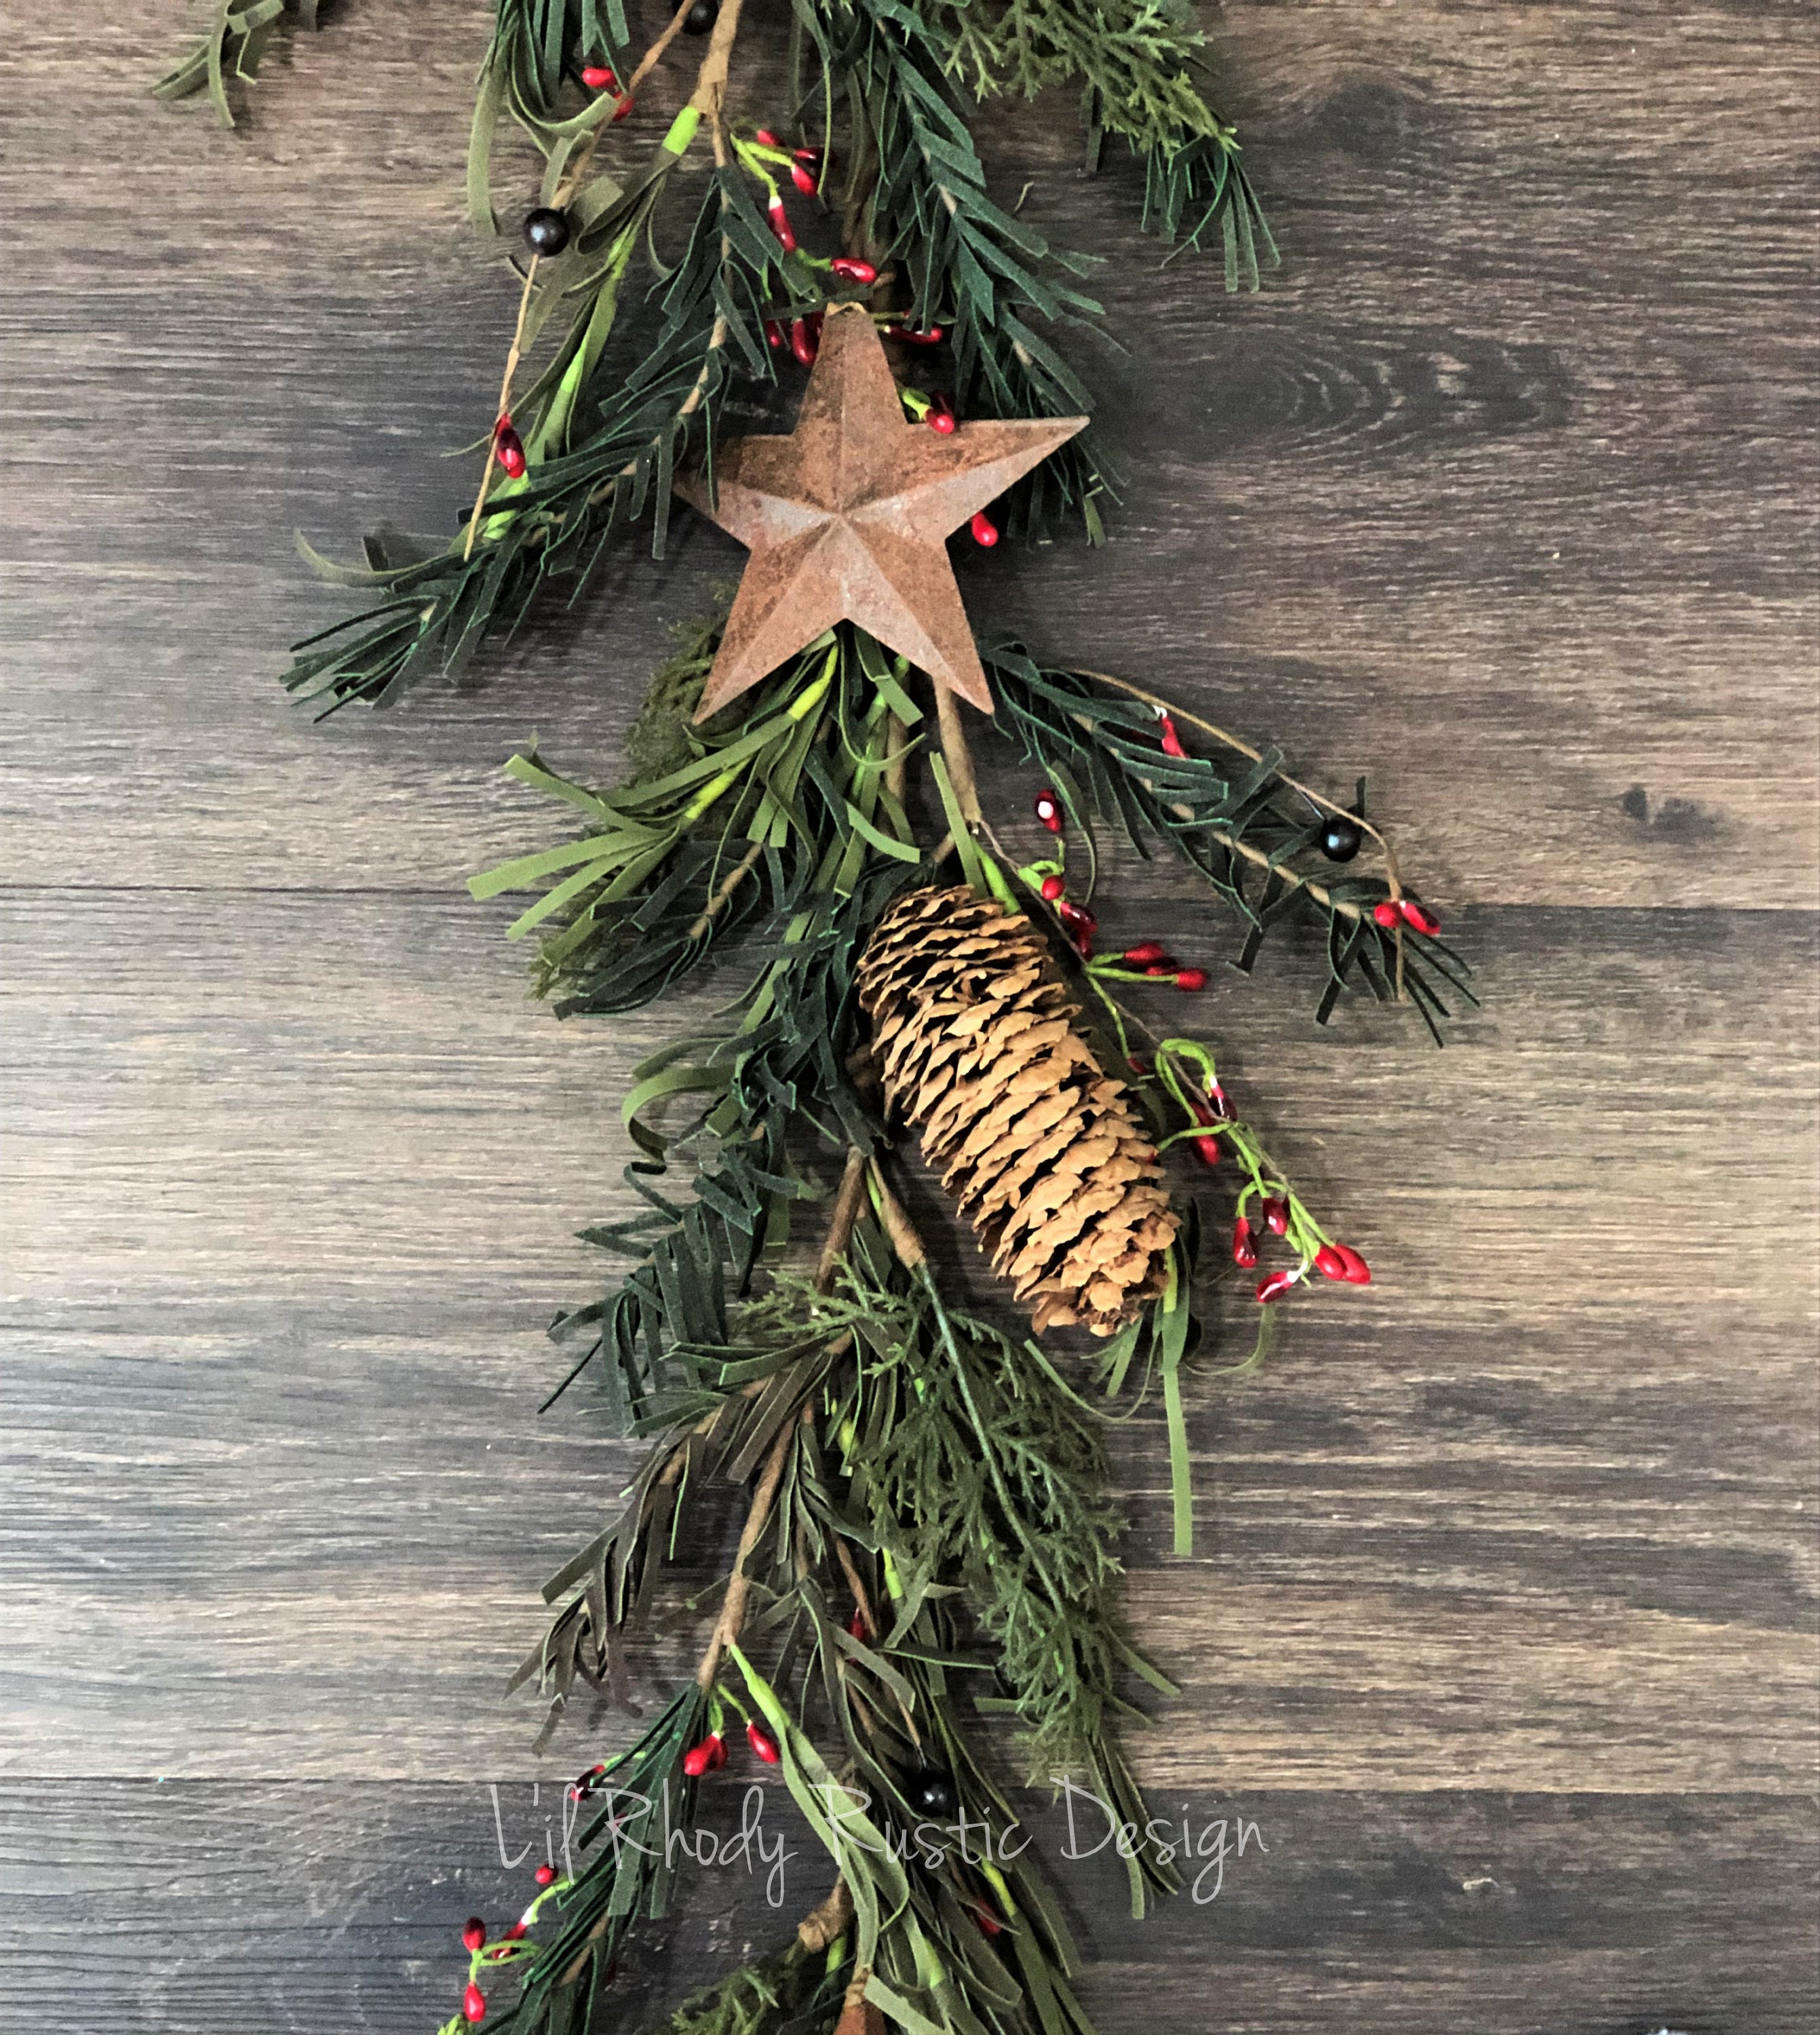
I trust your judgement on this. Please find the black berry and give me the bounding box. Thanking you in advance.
[1318,813,1363,862]
[683,0,718,32]
[523,207,570,258]
[907,1769,958,1819]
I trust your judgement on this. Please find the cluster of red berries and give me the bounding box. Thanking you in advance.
[1233,1198,1370,1304]
[682,1719,781,1776]
[451,1861,566,2024]
[756,128,826,194]
[1373,895,1441,937]
[1032,792,1206,985]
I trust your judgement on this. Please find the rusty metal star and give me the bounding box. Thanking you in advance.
[674,303,1087,722]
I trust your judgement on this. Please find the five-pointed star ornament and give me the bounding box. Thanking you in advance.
[673,302,1087,722]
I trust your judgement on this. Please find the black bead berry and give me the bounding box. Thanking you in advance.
[907,1770,959,1819]
[522,207,570,258]
[1318,813,1363,862]
[682,0,718,32]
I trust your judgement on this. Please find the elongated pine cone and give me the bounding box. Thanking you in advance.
[855,886,1178,1335]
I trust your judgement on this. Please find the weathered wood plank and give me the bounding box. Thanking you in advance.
[3,893,1811,1785]
[2,1782,1814,2034]
[1,0,1815,2027]
[0,5,1813,903]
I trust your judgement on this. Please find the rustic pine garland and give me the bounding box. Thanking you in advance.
[152,5,1466,2031]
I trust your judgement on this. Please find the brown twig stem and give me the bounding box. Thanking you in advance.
[691,1148,867,1693]
[685,838,767,941]
[933,682,984,832]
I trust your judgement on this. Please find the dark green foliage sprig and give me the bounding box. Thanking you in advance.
[809,0,1112,539]
[807,1243,1180,1878]
[151,0,318,127]
[477,1684,709,2035]
[983,646,1475,1040]
[469,0,636,217]
[1136,125,1275,277]
[282,152,835,715]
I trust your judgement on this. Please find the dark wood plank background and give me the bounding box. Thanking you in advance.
[3,1,1815,2030]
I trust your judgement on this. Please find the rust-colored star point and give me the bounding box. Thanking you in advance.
[674,303,1085,722]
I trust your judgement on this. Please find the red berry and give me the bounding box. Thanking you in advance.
[887,323,944,345]
[974,1899,1003,1938]
[1203,1082,1233,1122]
[1373,902,1402,931]
[611,94,635,121]
[970,509,999,547]
[830,256,877,283]
[764,319,786,349]
[767,196,796,252]
[1314,1244,1348,1280]
[1144,964,1173,978]
[791,161,818,195]
[494,424,526,478]
[1262,1197,1290,1237]
[847,1610,868,1640]
[1335,1245,1372,1285]
[581,65,616,89]
[754,128,781,147]
[1256,1268,1299,1304]
[684,1731,728,1776]
[1123,942,1169,966]
[464,1982,488,2023]
[1057,901,1096,934]
[462,1917,486,1953]
[1175,967,1208,991]
[1232,1217,1257,1268]
[746,1722,781,1765]
[505,1921,527,1941]
[1399,898,1441,937]
[1127,1054,1150,1074]
[789,317,817,366]
[1193,1134,1222,1167]
[1157,712,1186,758]
[1040,874,1066,902]
[533,1863,556,1887]
[925,391,956,434]
[1033,790,1062,833]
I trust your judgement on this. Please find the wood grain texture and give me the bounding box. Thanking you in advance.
[1,1783,1815,2034]
[1,0,1815,2028]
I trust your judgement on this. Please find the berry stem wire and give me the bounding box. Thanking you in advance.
[1075,667,1410,1001]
